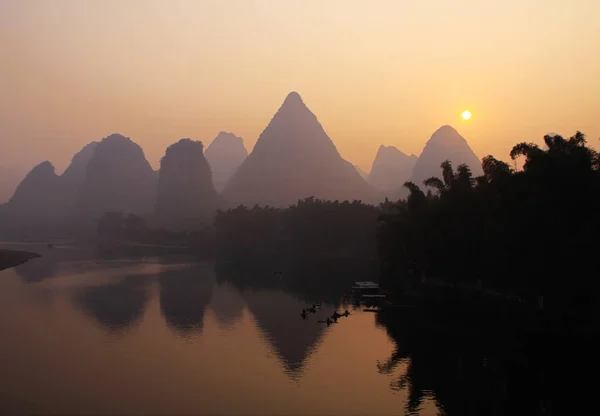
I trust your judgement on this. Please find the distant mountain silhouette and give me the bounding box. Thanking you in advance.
[61,141,99,199]
[75,134,157,218]
[0,165,23,204]
[155,139,217,229]
[410,126,483,186]
[4,161,62,219]
[355,165,369,180]
[221,92,378,207]
[368,145,417,196]
[204,132,248,192]
[2,142,99,222]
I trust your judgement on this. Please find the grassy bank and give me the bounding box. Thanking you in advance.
[0,249,41,271]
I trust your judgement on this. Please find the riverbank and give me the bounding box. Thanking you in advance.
[381,280,600,337]
[0,249,41,271]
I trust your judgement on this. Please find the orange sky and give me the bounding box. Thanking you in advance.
[1,0,599,198]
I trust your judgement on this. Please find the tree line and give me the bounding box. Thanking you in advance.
[98,131,599,322]
[378,132,600,318]
[214,197,379,261]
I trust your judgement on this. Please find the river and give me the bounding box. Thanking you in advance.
[0,242,439,415]
[1,243,594,415]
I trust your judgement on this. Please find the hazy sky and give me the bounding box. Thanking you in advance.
[1,0,599,200]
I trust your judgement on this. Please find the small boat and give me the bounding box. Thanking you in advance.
[353,281,378,287]
[352,281,379,291]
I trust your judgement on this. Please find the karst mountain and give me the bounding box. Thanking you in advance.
[221,92,378,207]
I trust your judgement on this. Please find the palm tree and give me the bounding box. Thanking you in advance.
[481,155,513,183]
[423,176,445,194]
[455,163,474,190]
[423,160,474,194]
[511,132,599,173]
[402,181,427,212]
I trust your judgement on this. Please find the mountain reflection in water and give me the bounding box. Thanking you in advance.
[159,262,215,337]
[2,245,591,415]
[71,274,151,334]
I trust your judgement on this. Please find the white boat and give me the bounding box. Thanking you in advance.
[352,281,379,290]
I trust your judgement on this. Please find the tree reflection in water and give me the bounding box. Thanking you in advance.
[375,308,599,416]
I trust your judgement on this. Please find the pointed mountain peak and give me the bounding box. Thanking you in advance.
[7,160,59,210]
[277,92,310,117]
[429,125,467,146]
[368,145,417,194]
[283,91,303,105]
[376,145,408,158]
[373,145,417,166]
[410,126,483,186]
[221,91,377,207]
[205,132,248,192]
[434,125,458,134]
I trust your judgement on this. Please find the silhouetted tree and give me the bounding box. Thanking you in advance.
[377,132,600,328]
[215,197,379,262]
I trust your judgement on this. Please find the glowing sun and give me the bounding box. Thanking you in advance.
[461,110,472,120]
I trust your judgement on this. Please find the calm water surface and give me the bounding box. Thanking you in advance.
[0,243,439,416]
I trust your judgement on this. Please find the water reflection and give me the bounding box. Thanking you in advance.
[214,259,374,306]
[375,307,600,416]
[71,274,151,334]
[158,263,215,337]
[14,254,57,283]
[5,245,597,415]
[213,261,359,378]
[208,282,246,330]
[243,289,332,377]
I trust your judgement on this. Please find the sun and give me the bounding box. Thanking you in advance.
[461,110,472,120]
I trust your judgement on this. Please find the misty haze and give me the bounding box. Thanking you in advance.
[1,1,599,416]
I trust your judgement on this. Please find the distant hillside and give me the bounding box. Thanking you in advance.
[155,139,217,229]
[74,134,157,218]
[411,125,483,186]
[221,92,378,207]
[355,165,369,180]
[204,132,248,192]
[368,145,417,196]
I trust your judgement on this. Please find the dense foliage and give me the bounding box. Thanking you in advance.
[97,212,213,251]
[378,132,600,314]
[214,197,380,260]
